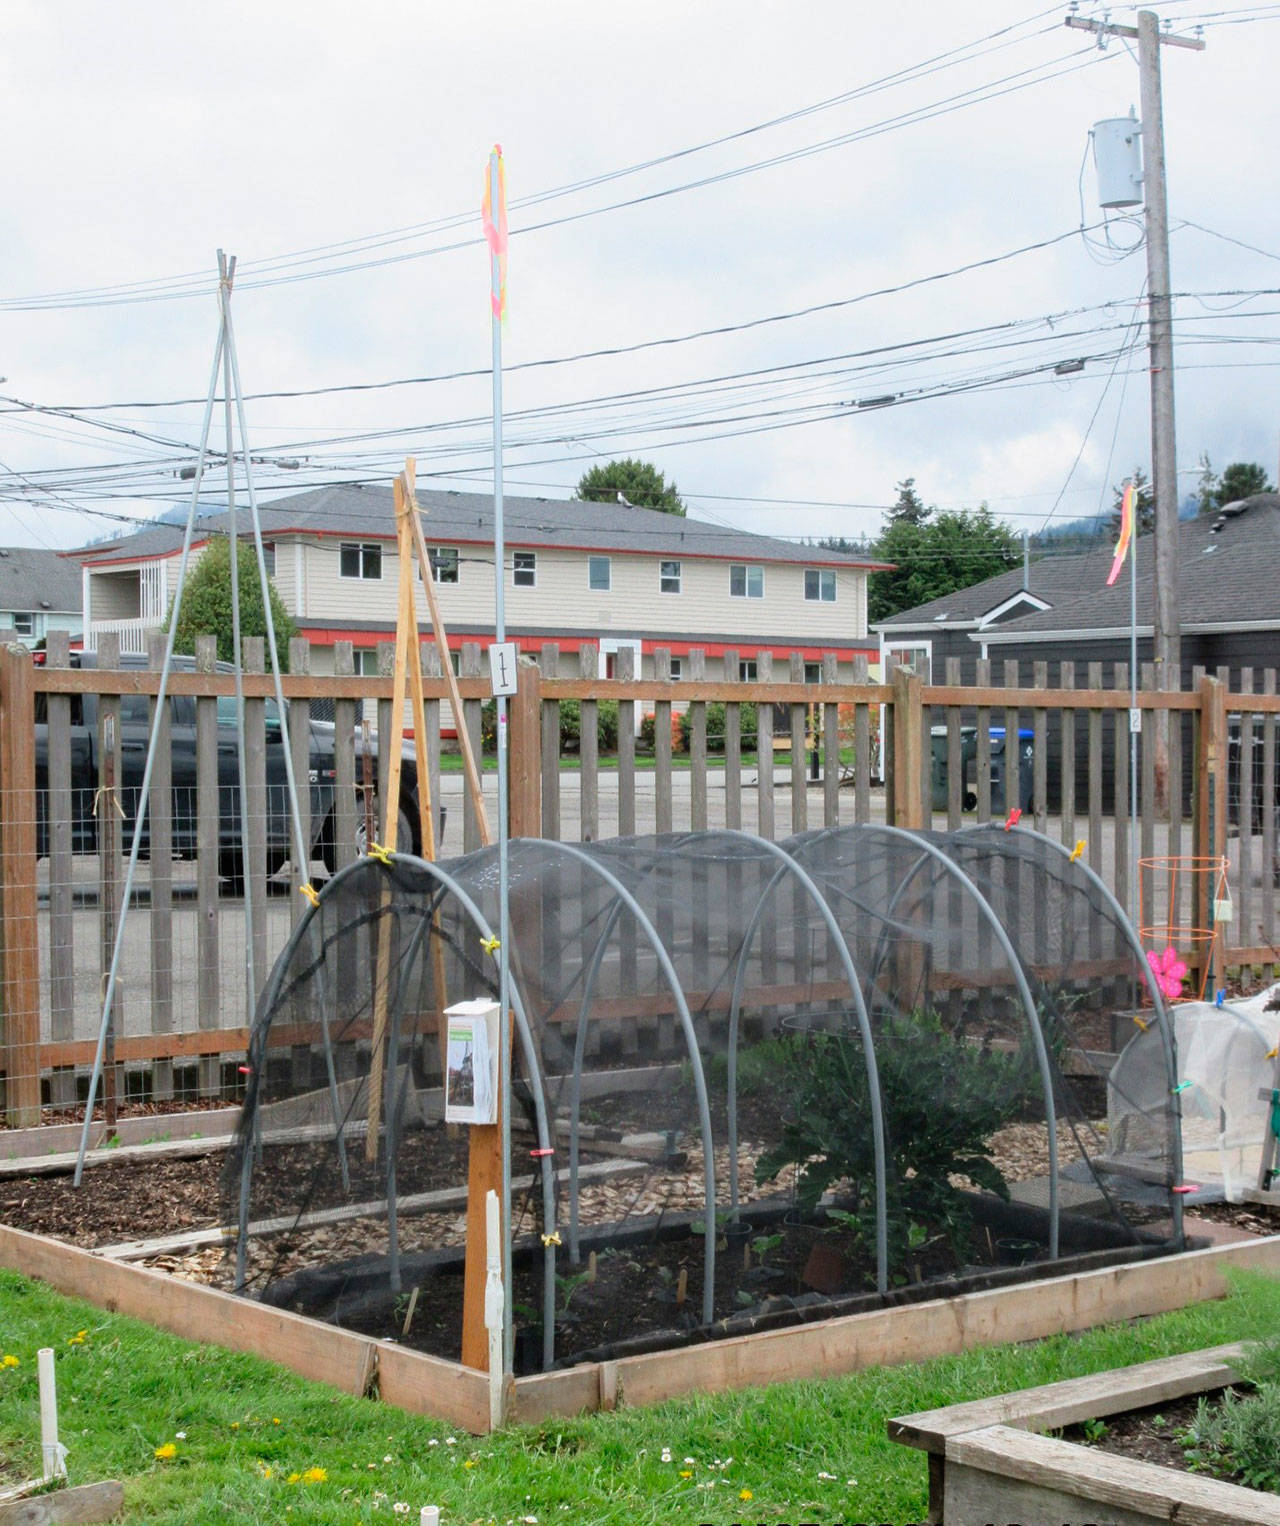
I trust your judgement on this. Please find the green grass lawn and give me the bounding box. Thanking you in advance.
[1,1266,1277,1524]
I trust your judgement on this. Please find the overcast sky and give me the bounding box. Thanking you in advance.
[2,1,1278,552]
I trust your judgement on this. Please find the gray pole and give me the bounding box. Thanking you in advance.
[1138,10,1180,701]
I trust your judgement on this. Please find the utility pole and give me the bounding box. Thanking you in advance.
[1066,9,1203,708]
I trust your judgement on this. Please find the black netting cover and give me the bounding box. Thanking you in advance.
[222,825,1183,1373]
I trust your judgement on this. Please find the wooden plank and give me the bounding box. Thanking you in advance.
[0,1479,125,1525]
[1265,669,1277,963]
[653,648,673,836]
[45,632,75,1107]
[1238,669,1255,962]
[421,644,443,852]
[460,643,484,852]
[0,647,40,1125]
[946,657,962,830]
[243,637,268,1001]
[374,1341,491,1433]
[1032,659,1048,833]
[194,635,220,1088]
[0,1223,378,1399]
[94,636,122,1122]
[509,656,541,840]
[974,657,991,825]
[891,665,923,829]
[689,649,707,831]
[1115,661,1129,916]
[852,653,870,826]
[1088,661,1104,876]
[1141,661,1157,939]
[723,650,741,831]
[539,644,561,841]
[0,1107,239,1161]
[822,652,839,828]
[332,643,357,871]
[755,651,774,840]
[615,645,636,837]
[31,668,493,701]
[579,643,599,842]
[606,1234,1280,1414]
[788,652,807,834]
[889,1343,1244,1449]
[946,1422,1280,1526]
[146,633,173,1101]
[1060,660,1076,848]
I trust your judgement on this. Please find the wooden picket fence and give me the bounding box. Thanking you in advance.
[0,633,1275,1127]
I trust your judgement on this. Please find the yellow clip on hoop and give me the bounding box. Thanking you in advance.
[480,935,501,957]
[1268,1046,1279,1061]
[1133,1015,1150,1032]
[541,1231,562,1248]
[299,883,320,909]
[1070,839,1085,863]
[366,841,394,867]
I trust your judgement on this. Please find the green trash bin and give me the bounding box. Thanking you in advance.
[929,726,978,812]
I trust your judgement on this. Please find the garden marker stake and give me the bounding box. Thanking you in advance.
[38,1348,66,1481]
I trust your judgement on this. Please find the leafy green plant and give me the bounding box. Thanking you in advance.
[554,1269,593,1316]
[677,701,758,754]
[481,698,619,755]
[1080,1417,1109,1443]
[755,1011,1039,1263]
[1182,1386,1280,1493]
[750,1232,783,1266]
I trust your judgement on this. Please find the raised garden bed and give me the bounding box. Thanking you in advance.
[890,1343,1280,1525]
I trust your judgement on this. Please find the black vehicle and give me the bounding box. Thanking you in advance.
[34,651,426,881]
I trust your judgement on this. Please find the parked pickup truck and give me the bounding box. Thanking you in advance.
[34,651,429,882]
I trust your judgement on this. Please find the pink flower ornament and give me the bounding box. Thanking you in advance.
[1146,946,1188,1002]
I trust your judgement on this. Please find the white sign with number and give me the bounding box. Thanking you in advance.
[488,642,519,697]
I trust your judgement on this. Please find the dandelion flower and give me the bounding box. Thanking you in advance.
[272,1417,281,1426]
[679,1469,693,1479]
[230,1422,240,1431]
[1,1355,18,1368]
[394,1507,410,1517]
[302,1467,327,1483]
[739,1488,753,1502]
[660,1449,672,1463]
[464,1459,477,1469]
[154,1443,177,1460]
[445,1436,457,1446]
[384,1454,393,1463]
[287,1472,301,1484]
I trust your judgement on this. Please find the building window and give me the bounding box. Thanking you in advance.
[729,563,763,599]
[588,555,611,591]
[804,568,836,602]
[429,546,459,584]
[668,656,683,681]
[513,551,537,587]
[340,542,382,580]
[804,661,822,684]
[356,649,381,676]
[739,659,758,681]
[11,612,33,637]
[660,559,682,594]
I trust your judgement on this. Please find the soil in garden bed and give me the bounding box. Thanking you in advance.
[1060,1385,1277,1496]
[0,1125,475,1247]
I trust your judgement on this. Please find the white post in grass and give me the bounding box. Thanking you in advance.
[38,1347,66,1481]
[485,1187,505,1430]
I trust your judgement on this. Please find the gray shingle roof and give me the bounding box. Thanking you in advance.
[874,495,1280,639]
[0,547,83,614]
[984,494,1280,640]
[72,485,888,570]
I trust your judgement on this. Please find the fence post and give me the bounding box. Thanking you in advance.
[1193,673,1228,989]
[508,655,541,839]
[0,645,41,1125]
[891,664,924,830]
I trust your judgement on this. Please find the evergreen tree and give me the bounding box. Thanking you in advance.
[577,458,686,516]
[165,535,295,670]
[868,492,1018,624]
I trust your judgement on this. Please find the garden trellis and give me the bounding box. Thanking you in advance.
[224,823,1186,1377]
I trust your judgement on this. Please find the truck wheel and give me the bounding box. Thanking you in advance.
[320,796,417,874]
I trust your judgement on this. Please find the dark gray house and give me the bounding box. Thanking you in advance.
[874,493,1280,691]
